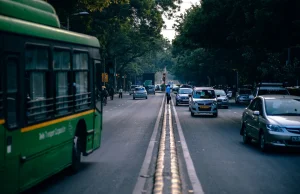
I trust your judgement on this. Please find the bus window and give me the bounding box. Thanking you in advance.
[6,56,18,128]
[53,49,71,115]
[25,45,52,123]
[73,52,90,110]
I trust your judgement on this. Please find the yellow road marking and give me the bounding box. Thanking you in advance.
[21,110,94,133]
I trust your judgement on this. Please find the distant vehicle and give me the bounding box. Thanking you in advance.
[147,85,155,95]
[286,86,300,96]
[172,85,180,92]
[240,95,300,152]
[155,84,161,91]
[180,84,192,88]
[215,89,229,108]
[175,88,193,106]
[235,88,253,104]
[130,85,140,95]
[133,87,148,100]
[189,87,218,117]
[226,90,233,98]
[253,83,290,97]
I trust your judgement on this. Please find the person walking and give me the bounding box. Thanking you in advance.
[118,87,123,98]
[109,87,114,100]
[166,85,171,104]
[102,87,109,105]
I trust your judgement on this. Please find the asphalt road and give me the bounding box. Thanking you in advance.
[23,92,164,194]
[173,97,300,194]
[22,92,300,194]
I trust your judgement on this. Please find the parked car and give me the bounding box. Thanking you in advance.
[146,85,155,95]
[133,86,147,100]
[175,88,193,106]
[130,85,139,95]
[189,87,218,117]
[235,88,254,104]
[215,89,229,108]
[240,95,300,151]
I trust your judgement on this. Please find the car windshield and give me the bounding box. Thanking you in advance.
[193,90,215,99]
[135,87,145,91]
[179,88,192,94]
[215,90,226,96]
[258,89,289,95]
[148,85,154,89]
[265,98,300,116]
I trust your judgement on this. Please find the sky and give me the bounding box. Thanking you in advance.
[161,0,200,41]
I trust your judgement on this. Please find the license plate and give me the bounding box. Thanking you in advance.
[291,137,300,142]
[183,99,189,101]
[199,105,210,108]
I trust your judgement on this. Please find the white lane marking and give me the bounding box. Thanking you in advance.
[171,99,205,194]
[133,95,165,194]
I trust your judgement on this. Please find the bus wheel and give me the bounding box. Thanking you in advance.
[71,136,82,172]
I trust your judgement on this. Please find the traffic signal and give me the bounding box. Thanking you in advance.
[162,73,166,81]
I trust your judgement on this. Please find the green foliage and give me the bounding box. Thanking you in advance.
[172,0,300,86]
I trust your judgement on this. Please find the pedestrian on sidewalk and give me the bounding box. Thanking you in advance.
[118,87,123,98]
[109,87,114,100]
[166,85,171,104]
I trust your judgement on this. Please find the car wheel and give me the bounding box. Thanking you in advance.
[242,125,251,144]
[191,112,195,117]
[213,112,218,117]
[133,97,135,100]
[225,106,229,109]
[176,101,178,106]
[146,96,148,99]
[259,131,269,152]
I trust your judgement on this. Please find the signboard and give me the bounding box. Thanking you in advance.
[102,73,108,82]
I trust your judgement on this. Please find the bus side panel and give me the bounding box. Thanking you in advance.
[1,129,21,194]
[93,110,102,150]
[18,113,93,191]
[18,121,73,191]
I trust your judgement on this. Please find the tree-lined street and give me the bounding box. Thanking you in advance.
[22,92,300,194]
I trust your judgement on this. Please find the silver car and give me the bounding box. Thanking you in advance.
[215,89,229,108]
[133,87,147,100]
[240,95,300,151]
[189,87,218,117]
[175,88,193,106]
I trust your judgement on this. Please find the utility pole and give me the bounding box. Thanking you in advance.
[114,57,117,90]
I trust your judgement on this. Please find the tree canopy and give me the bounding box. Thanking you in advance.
[172,0,300,87]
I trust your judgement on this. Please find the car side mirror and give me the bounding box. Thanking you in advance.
[188,94,192,97]
[253,110,260,116]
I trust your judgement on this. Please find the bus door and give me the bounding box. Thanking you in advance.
[93,60,102,149]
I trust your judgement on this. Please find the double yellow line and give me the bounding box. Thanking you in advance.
[154,103,182,194]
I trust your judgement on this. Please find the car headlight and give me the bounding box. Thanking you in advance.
[212,101,217,106]
[266,124,285,132]
[193,102,198,106]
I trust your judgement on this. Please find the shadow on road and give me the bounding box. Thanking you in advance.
[238,141,300,156]
[21,162,98,194]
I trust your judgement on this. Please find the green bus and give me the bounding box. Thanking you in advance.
[0,0,103,193]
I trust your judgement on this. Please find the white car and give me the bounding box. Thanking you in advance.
[189,87,218,117]
[133,87,147,100]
